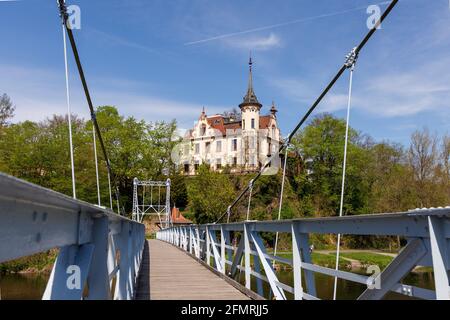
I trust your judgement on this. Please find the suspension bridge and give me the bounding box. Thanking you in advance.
[0,0,449,300]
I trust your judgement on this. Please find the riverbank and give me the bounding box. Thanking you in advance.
[0,250,57,274]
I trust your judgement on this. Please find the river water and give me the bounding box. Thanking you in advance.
[0,269,434,300]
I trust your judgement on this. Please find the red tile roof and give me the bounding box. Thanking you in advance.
[205,114,274,135]
[171,207,192,224]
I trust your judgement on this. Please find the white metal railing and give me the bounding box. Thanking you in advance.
[0,172,145,300]
[157,208,450,300]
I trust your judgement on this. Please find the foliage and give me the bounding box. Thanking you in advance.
[186,164,235,223]
[0,93,15,127]
[0,94,448,251]
[0,105,178,214]
[0,250,58,274]
[170,169,188,209]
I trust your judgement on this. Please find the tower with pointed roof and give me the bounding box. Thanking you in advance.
[178,56,281,175]
[239,55,262,169]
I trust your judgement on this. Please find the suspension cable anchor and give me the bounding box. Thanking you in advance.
[344,47,358,70]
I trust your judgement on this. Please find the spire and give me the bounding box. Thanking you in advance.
[270,101,278,116]
[240,54,261,109]
[199,106,206,120]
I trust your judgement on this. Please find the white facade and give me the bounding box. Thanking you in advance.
[177,59,282,175]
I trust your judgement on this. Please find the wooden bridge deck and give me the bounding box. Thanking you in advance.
[135,240,250,300]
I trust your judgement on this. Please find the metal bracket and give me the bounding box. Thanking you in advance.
[344,47,358,70]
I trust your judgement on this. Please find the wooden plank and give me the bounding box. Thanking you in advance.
[136,240,250,300]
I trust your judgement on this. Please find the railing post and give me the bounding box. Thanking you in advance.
[253,241,264,297]
[107,234,117,298]
[428,216,450,300]
[185,227,189,251]
[299,233,317,297]
[189,227,193,254]
[116,221,131,300]
[291,221,304,300]
[220,226,226,275]
[86,216,110,299]
[206,226,211,266]
[196,227,201,258]
[42,243,94,300]
[244,223,251,290]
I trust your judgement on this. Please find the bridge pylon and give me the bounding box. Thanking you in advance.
[132,177,171,228]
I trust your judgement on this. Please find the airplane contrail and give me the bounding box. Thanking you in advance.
[184,1,391,46]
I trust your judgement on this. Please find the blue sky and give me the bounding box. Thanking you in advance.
[0,0,449,146]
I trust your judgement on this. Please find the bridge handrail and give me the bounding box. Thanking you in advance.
[0,172,145,300]
[157,208,450,300]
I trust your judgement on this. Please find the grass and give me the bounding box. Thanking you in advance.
[277,252,349,269]
[330,252,394,270]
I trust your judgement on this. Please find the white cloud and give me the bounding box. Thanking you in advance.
[222,33,282,51]
[269,57,450,119]
[357,58,450,117]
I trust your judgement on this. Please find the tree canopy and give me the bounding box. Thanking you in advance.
[0,96,448,247]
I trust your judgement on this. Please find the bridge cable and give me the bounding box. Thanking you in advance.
[61,20,76,199]
[246,180,254,221]
[92,126,101,206]
[214,0,399,224]
[332,48,358,300]
[272,147,289,268]
[57,0,121,214]
[107,171,113,210]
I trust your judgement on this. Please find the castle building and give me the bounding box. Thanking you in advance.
[179,58,282,175]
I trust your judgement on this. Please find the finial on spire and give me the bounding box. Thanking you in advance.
[270,101,278,116]
[200,106,207,120]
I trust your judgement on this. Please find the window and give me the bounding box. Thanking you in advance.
[184,164,189,173]
[216,140,222,152]
[216,158,222,170]
[205,142,211,153]
[195,143,200,154]
[201,125,206,136]
[251,118,255,129]
[268,143,271,155]
[242,119,245,130]
[194,161,199,171]
[184,144,190,155]
[232,157,238,167]
[232,139,237,151]
[272,126,276,137]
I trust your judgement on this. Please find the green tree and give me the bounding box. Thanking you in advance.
[187,164,235,223]
[0,93,15,127]
[291,113,371,216]
[170,169,188,209]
